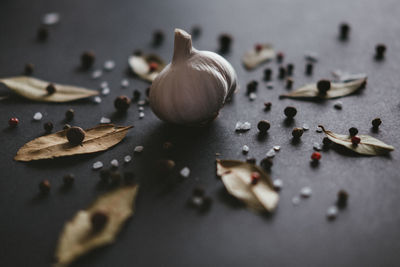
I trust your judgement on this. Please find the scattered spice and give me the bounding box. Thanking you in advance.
[286,78,293,89]
[317,79,331,95]
[339,23,350,40]
[337,190,348,208]
[179,167,190,178]
[33,112,43,121]
[43,122,54,133]
[250,172,260,185]
[322,137,332,146]
[149,62,159,73]
[375,44,386,60]
[63,174,75,186]
[287,64,294,76]
[152,30,164,46]
[276,52,284,63]
[114,95,131,112]
[235,121,251,132]
[351,136,361,146]
[132,90,141,101]
[284,106,297,118]
[278,66,286,79]
[326,206,338,220]
[218,34,232,52]
[24,63,34,75]
[292,127,304,139]
[81,51,96,69]
[8,117,19,127]
[110,159,119,169]
[272,179,283,190]
[311,152,321,161]
[300,186,312,198]
[65,109,74,121]
[46,83,56,95]
[134,146,144,153]
[305,62,313,75]
[93,161,104,170]
[124,155,132,163]
[349,127,358,136]
[333,101,343,110]
[372,118,382,128]
[103,60,115,71]
[264,102,272,111]
[266,149,276,158]
[264,68,272,81]
[157,159,175,173]
[242,145,249,154]
[37,26,49,41]
[39,179,51,194]
[260,157,273,171]
[257,120,270,133]
[91,211,109,233]
[191,26,202,38]
[66,126,85,145]
[246,80,258,95]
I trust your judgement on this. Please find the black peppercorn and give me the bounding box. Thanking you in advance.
[286,78,293,89]
[63,174,75,186]
[287,63,294,76]
[246,157,256,164]
[66,126,85,145]
[322,137,332,146]
[317,80,331,95]
[65,109,74,121]
[43,122,53,133]
[39,179,51,194]
[157,159,175,173]
[153,30,164,46]
[80,51,95,69]
[257,120,270,133]
[114,95,131,112]
[372,118,382,128]
[193,186,205,197]
[218,34,232,52]
[337,190,348,208]
[339,23,350,40]
[46,83,56,95]
[284,106,297,118]
[375,44,386,60]
[191,26,202,38]
[292,127,304,139]
[260,157,273,171]
[264,102,272,111]
[24,63,34,75]
[305,63,313,75]
[264,68,272,81]
[246,80,258,95]
[349,127,358,136]
[132,90,141,101]
[37,26,49,41]
[276,52,284,63]
[278,66,286,79]
[91,211,108,232]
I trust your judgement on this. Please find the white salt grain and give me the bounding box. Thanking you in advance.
[313,142,322,151]
[100,81,108,89]
[334,101,343,110]
[273,146,281,151]
[121,79,129,88]
[91,70,102,79]
[242,145,249,154]
[42,12,60,25]
[273,179,283,190]
[292,196,300,205]
[103,60,115,71]
[302,124,310,131]
[110,159,119,168]
[249,93,257,101]
[124,155,132,163]
[235,121,251,131]
[326,206,338,220]
[93,96,102,104]
[134,146,144,153]
[266,149,276,158]
[33,112,43,121]
[139,112,145,119]
[300,187,312,198]
[92,161,103,170]
[180,167,190,178]
[100,117,111,124]
[101,87,110,95]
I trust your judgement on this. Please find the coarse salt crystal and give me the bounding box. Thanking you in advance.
[110,159,119,168]
[92,161,103,170]
[103,60,115,71]
[33,112,43,121]
[100,117,111,124]
[134,146,144,153]
[300,187,312,198]
[180,167,190,178]
[124,155,132,163]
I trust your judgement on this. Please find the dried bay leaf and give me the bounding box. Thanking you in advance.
[15,124,133,161]
[242,44,275,70]
[0,76,98,102]
[128,53,166,82]
[54,185,139,267]
[319,125,394,156]
[216,159,279,212]
[280,77,367,99]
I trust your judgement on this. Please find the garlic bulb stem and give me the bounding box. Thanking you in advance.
[172,29,193,63]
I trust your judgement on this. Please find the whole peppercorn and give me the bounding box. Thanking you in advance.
[157,159,175,173]
[193,186,205,197]
[191,26,202,38]
[219,34,232,52]
[91,211,108,232]
[80,51,96,69]
[152,30,164,46]
[349,127,358,136]
[65,109,74,121]
[278,66,286,79]
[63,174,75,186]
[264,102,272,111]
[250,172,260,185]
[257,120,270,133]
[351,136,361,146]
[264,68,272,81]
[276,52,284,63]
[287,63,294,76]
[66,126,86,145]
[246,80,258,95]
[260,157,273,171]
[46,83,56,95]
[43,122,54,133]
[311,152,321,161]
[375,44,386,60]
[246,157,256,164]
[286,78,293,89]
[37,26,49,41]
[254,43,263,52]
[8,117,19,127]
[305,62,313,75]
[24,63,34,75]
[322,137,332,146]
[114,95,131,112]
[292,127,304,139]
[317,80,331,95]
[339,23,350,40]
[132,90,141,101]
[372,118,382,128]
[39,179,51,194]
[337,190,349,208]
[284,106,297,119]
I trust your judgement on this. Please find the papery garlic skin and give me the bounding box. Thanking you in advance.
[149,29,238,125]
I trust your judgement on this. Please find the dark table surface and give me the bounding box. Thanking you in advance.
[1,0,400,266]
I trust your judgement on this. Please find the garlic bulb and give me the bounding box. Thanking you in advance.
[149,29,238,125]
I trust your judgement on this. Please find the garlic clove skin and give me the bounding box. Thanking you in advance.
[149,29,238,125]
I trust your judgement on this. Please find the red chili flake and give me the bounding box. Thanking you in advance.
[351,136,361,145]
[311,152,321,161]
[8,117,19,127]
[251,172,260,185]
[254,43,263,52]
[149,62,159,72]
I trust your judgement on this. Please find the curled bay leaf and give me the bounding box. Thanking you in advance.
[0,76,98,102]
[128,53,166,82]
[319,125,394,156]
[216,159,279,212]
[54,185,139,267]
[242,44,275,70]
[280,77,367,100]
[15,124,133,161]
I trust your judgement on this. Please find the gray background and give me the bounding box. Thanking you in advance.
[0,0,399,266]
